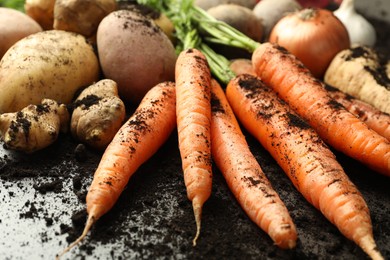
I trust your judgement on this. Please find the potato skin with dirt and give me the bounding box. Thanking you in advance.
[0,7,42,59]
[0,30,100,114]
[97,10,177,104]
[207,4,263,42]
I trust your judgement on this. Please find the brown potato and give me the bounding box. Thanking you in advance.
[97,10,177,105]
[194,0,257,10]
[0,7,42,59]
[0,30,100,113]
[207,4,263,42]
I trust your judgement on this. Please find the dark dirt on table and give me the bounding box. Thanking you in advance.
[0,10,390,260]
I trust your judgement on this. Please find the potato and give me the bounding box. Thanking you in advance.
[194,0,257,10]
[253,0,302,40]
[25,0,56,30]
[0,30,100,114]
[207,4,263,42]
[229,59,256,76]
[97,10,177,104]
[116,1,175,43]
[0,7,42,59]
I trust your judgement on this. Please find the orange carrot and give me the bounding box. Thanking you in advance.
[57,81,176,258]
[226,74,384,260]
[325,84,390,141]
[175,48,212,246]
[210,78,297,249]
[230,56,390,143]
[252,42,390,177]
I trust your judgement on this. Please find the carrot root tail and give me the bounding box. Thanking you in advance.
[192,199,203,247]
[56,214,95,260]
[359,235,384,260]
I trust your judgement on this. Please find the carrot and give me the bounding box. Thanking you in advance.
[229,57,390,142]
[175,48,213,246]
[252,42,390,177]
[325,84,390,141]
[210,78,297,249]
[226,74,384,260]
[56,81,177,258]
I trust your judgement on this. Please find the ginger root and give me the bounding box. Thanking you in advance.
[53,0,117,39]
[70,79,126,150]
[25,0,56,30]
[0,99,70,153]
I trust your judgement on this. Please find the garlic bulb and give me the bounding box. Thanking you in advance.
[334,0,377,46]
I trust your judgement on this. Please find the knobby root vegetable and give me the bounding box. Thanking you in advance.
[0,30,100,114]
[54,0,117,39]
[25,0,56,30]
[0,99,69,153]
[57,81,176,259]
[324,45,390,114]
[70,79,126,150]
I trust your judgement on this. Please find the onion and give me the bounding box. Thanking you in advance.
[334,0,377,47]
[269,8,350,78]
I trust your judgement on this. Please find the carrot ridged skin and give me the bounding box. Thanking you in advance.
[325,84,390,141]
[86,81,177,220]
[230,57,390,143]
[210,79,297,249]
[226,74,383,260]
[252,42,390,177]
[175,48,213,245]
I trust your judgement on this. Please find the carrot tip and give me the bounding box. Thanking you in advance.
[192,200,203,247]
[56,214,95,260]
[359,235,384,260]
[286,239,297,250]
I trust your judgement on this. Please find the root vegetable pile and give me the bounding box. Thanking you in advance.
[1,0,389,259]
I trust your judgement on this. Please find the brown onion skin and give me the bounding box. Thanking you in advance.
[269,8,350,78]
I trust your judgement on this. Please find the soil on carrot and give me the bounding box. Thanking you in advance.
[0,15,389,260]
